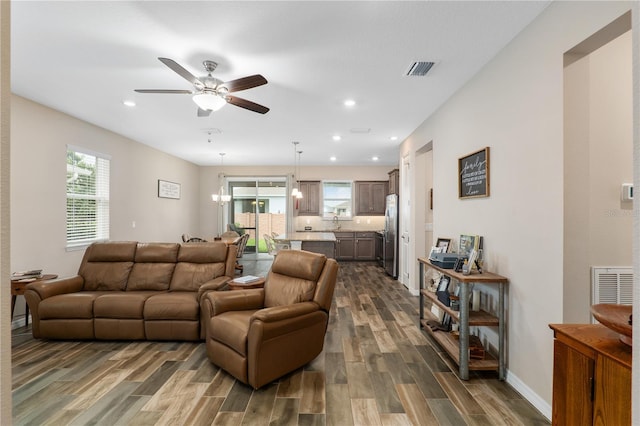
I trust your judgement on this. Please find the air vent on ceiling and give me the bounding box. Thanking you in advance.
[406,61,435,77]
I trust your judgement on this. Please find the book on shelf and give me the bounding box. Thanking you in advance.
[233,275,262,284]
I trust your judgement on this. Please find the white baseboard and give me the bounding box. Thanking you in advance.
[11,314,30,330]
[506,369,552,421]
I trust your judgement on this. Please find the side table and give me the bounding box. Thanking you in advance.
[11,274,58,326]
[228,277,265,290]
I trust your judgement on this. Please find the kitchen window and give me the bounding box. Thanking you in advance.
[66,146,110,249]
[322,181,352,219]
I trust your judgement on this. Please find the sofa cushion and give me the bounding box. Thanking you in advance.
[177,242,228,263]
[170,263,225,291]
[127,263,176,291]
[94,292,157,319]
[144,292,199,321]
[80,262,134,291]
[135,243,180,262]
[38,292,107,319]
[264,251,326,308]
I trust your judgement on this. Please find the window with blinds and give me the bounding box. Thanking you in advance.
[66,146,110,248]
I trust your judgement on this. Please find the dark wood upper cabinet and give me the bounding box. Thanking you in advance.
[388,169,399,195]
[297,181,320,216]
[355,181,387,216]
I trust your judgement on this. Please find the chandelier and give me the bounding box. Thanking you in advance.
[211,153,232,205]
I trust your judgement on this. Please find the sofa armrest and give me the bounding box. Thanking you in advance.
[197,276,232,300]
[251,302,319,323]
[26,275,84,300]
[203,288,265,317]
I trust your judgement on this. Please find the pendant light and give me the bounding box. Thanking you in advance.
[291,141,300,197]
[296,149,303,199]
[212,153,232,205]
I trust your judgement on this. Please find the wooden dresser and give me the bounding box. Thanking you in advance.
[549,324,631,425]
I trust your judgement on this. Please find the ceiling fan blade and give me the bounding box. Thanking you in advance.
[223,75,267,93]
[158,57,204,89]
[226,96,270,114]
[134,89,193,94]
[197,108,212,117]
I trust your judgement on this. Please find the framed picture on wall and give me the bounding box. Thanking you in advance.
[158,179,181,199]
[458,147,490,199]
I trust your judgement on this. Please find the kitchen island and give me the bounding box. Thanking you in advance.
[275,232,336,259]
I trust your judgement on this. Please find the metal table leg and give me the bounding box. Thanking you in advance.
[419,262,424,327]
[459,282,470,380]
[498,282,505,380]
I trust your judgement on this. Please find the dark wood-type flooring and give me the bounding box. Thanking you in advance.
[11,259,550,425]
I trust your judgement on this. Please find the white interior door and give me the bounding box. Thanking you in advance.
[400,155,411,285]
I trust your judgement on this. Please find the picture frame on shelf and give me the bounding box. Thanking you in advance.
[436,238,451,253]
[459,234,479,257]
[436,275,451,292]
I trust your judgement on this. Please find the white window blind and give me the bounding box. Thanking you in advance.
[66,147,110,248]
[322,181,353,219]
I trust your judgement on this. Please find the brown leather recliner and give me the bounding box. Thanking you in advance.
[202,249,339,389]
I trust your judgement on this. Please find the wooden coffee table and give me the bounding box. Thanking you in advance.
[228,277,265,290]
[11,274,58,326]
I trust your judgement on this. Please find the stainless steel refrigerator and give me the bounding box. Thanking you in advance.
[383,194,398,278]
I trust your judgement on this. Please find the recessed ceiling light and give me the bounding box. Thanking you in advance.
[390,136,398,141]
[372,156,379,161]
[332,135,341,141]
[123,100,136,107]
[343,99,356,107]
[330,156,337,162]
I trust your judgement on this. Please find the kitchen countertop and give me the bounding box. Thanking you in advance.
[275,232,337,242]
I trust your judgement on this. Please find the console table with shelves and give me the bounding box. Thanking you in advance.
[418,258,508,380]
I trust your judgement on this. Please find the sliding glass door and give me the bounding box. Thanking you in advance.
[228,177,287,258]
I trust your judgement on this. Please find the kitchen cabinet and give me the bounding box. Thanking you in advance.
[418,258,508,380]
[549,324,631,426]
[355,232,375,260]
[388,169,399,195]
[297,181,320,216]
[355,181,387,216]
[334,231,376,261]
[334,232,355,260]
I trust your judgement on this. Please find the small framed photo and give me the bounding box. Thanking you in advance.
[158,179,181,199]
[436,238,451,253]
[436,275,451,292]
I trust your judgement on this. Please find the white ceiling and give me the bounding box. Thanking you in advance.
[11,1,550,167]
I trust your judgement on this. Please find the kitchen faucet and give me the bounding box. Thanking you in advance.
[333,215,340,230]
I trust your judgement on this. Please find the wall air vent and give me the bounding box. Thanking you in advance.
[591,267,633,323]
[406,61,435,76]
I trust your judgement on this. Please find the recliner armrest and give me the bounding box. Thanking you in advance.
[197,276,232,300]
[251,302,319,323]
[204,288,265,316]
[25,275,84,300]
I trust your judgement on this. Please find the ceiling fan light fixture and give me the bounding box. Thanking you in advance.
[193,92,227,111]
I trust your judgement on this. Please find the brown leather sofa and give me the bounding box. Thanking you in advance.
[202,249,339,389]
[25,241,237,341]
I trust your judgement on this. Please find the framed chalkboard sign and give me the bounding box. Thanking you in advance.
[458,147,490,199]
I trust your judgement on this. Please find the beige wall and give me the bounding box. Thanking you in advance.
[400,1,634,417]
[564,31,633,323]
[1,1,10,422]
[10,95,200,316]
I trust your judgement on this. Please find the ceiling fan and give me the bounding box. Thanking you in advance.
[135,57,269,116]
